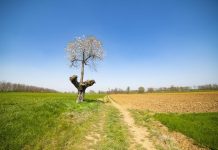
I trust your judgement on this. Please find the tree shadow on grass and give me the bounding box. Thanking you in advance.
[83,99,105,103]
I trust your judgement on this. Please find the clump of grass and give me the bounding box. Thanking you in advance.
[154,112,218,150]
[129,109,153,127]
[0,92,105,150]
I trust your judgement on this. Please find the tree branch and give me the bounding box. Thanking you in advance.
[85,55,91,62]
[69,75,79,89]
[70,75,95,91]
[82,80,96,89]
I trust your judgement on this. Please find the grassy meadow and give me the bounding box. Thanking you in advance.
[0,92,131,150]
[0,92,104,149]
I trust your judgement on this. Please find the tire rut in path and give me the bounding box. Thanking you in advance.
[108,96,155,150]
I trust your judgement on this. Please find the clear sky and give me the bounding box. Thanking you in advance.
[0,0,218,92]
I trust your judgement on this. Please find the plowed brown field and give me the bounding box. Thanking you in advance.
[110,92,218,113]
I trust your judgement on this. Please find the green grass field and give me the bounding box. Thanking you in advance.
[0,92,106,149]
[154,112,218,150]
[0,92,131,150]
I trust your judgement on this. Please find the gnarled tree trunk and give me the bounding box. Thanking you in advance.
[70,75,95,103]
[77,90,84,102]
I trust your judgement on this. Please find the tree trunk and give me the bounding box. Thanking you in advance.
[77,90,85,103]
[80,52,85,83]
[70,75,95,103]
[77,52,85,103]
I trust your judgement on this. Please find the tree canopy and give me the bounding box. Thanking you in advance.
[66,36,104,68]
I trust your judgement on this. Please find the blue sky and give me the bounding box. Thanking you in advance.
[0,0,218,92]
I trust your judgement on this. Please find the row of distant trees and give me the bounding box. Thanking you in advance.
[0,82,57,92]
[147,84,218,93]
[102,86,145,94]
[99,84,218,94]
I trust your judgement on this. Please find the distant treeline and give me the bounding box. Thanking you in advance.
[0,81,58,92]
[100,84,218,94]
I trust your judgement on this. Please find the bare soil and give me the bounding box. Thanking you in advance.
[110,92,218,113]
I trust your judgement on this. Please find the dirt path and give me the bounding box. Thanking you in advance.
[108,96,155,150]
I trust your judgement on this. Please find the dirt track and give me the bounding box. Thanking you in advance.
[108,96,155,150]
[110,92,218,113]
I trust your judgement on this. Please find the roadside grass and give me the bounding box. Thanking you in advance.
[96,105,130,150]
[129,110,175,150]
[154,112,218,150]
[129,110,153,128]
[131,109,218,150]
[0,92,105,150]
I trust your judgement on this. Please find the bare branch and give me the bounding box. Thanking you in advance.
[69,75,95,91]
[69,75,79,88]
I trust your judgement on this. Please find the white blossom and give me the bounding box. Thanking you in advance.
[66,35,104,68]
